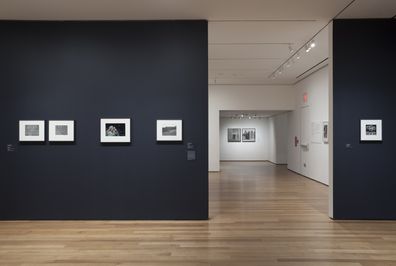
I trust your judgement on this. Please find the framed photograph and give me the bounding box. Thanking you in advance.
[101,118,131,143]
[228,128,241,142]
[19,120,45,142]
[360,119,382,141]
[49,120,74,142]
[156,120,182,141]
[323,121,329,143]
[242,128,256,142]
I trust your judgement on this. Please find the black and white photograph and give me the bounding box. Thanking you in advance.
[101,118,131,143]
[105,123,126,137]
[227,128,241,142]
[360,119,382,141]
[19,120,45,142]
[157,120,182,141]
[56,125,68,136]
[366,124,376,135]
[162,126,177,136]
[323,121,328,143]
[242,128,256,142]
[25,125,40,136]
[49,120,75,142]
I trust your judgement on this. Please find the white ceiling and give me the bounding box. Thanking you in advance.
[0,0,395,85]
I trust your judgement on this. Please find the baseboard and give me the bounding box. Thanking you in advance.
[267,160,287,165]
[287,168,329,187]
[220,160,269,162]
[219,160,287,165]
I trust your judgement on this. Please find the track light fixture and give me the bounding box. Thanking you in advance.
[305,40,316,53]
[288,44,294,54]
[277,67,283,75]
[268,38,316,80]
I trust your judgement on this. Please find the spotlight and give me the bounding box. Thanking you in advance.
[277,67,283,75]
[305,44,310,53]
[296,52,301,60]
[270,74,276,80]
[310,41,316,48]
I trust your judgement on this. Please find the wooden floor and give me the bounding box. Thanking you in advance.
[1,162,396,266]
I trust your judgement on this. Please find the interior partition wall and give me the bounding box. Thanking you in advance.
[0,21,208,220]
[333,19,396,219]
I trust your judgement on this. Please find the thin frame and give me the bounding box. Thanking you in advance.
[323,121,329,143]
[49,120,75,142]
[242,128,256,142]
[360,119,382,141]
[19,120,45,142]
[227,128,241,142]
[156,120,183,141]
[101,118,131,143]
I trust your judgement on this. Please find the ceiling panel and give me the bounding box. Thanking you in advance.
[208,21,326,44]
[209,44,287,59]
[209,58,281,70]
[0,0,352,20]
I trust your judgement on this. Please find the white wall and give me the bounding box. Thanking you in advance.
[287,66,329,185]
[268,112,288,164]
[220,118,269,161]
[209,85,295,171]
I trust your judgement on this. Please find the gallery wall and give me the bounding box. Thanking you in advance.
[333,19,396,219]
[209,85,295,171]
[0,21,208,220]
[287,66,330,185]
[268,113,288,164]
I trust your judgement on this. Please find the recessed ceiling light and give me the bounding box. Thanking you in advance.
[310,41,316,48]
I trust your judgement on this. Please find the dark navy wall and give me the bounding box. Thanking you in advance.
[0,21,208,220]
[333,19,396,219]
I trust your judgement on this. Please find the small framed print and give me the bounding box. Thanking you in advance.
[19,120,45,142]
[49,120,74,142]
[227,128,241,142]
[323,121,329,143]
[242,128,256,142]
[101,118,131,143]
[157,120,182,141]
[360,119,382,141]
